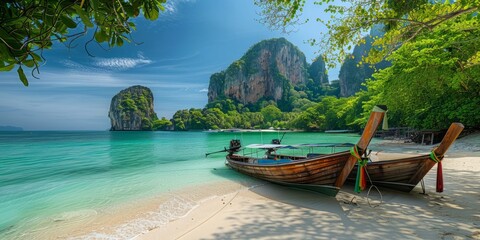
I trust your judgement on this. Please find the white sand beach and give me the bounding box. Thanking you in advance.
[138,133,480,240]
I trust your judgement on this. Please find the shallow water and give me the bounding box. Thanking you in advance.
[0,131,366,239]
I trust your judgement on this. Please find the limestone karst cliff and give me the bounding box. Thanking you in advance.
[108,85,158,131]
[208,38,309,108]
[338,26,390,97]
[308,57,329,86]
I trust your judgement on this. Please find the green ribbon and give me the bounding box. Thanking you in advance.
[358,158,368,166]
[350,144,361,161]
[429,148,441,163]
[352,144,369,193]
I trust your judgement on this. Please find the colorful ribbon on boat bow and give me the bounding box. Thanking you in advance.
[351,145,368,193]
[429,148,443,193]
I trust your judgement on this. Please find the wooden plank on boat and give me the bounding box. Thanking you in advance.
[334,105,387,188]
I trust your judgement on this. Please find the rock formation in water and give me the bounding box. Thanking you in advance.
[208,38,309,106]
[108,85,158,131]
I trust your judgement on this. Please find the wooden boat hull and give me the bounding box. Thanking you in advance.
[226,151,352,196]
[348,122,464,193]
[348,155,432,192]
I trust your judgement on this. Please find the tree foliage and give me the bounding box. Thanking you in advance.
[254,0,306,33]
[257,0,480,67]
[0,0,167,86]
[153,117,173,131]
[363,14,480,129]
[252,0,480,130]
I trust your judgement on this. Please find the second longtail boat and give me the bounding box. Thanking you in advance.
[348,122,464,193]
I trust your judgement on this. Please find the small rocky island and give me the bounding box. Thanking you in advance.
[108,85,158,131]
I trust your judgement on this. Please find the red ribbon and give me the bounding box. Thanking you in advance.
[360,167,367,191]
[436,161,443,192]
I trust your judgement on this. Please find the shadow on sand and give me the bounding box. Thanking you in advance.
[209,163,480,239]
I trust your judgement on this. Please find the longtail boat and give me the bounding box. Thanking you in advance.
[348,122,464,193]
[224,105,387,196]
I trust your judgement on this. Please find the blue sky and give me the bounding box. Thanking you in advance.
[0,0,337,130]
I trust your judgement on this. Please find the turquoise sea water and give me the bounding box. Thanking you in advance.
[0,131,366,239]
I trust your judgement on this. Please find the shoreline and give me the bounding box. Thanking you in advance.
[7,133,480,239]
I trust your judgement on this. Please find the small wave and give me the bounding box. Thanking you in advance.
[72,195,198,240]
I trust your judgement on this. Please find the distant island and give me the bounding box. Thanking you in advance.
[0,125,23,131]
[108,85,173,131]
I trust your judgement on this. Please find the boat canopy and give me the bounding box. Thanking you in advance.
[292,143,355,148]
[245,143,354,150]
[245,144,297,149]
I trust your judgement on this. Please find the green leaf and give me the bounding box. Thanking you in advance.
[31,53,42,62]
[124,5,134,16]
[128,22,136,30]
[0,64,15,72]
[116,36,124,47]
[94,30,107,42]
[23,59,35,68]
[17,66,29,87]
[74,5,94,28]
[0,28,22,50]
[144,5,160,20]
[60,15,77,28]
[89,0,98,10]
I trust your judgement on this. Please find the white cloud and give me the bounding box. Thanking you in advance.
[61,53,153,72]
[164,3,176,13]
[93,57,152,70]
[61,59,110,73]
[199,88,208,92]
[163,0,197,14]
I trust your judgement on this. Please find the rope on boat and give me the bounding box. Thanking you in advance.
[420,179,426,194]
[364,168,383,208]
[429,148,441,163]
[348,144,383,206]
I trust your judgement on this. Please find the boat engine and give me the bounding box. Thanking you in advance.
[228,139,241,154]
[271,139,281,144]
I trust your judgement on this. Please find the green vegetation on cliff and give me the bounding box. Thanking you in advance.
[109,85,160,131]
[208,38,335,112]
[208,38,318,111]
